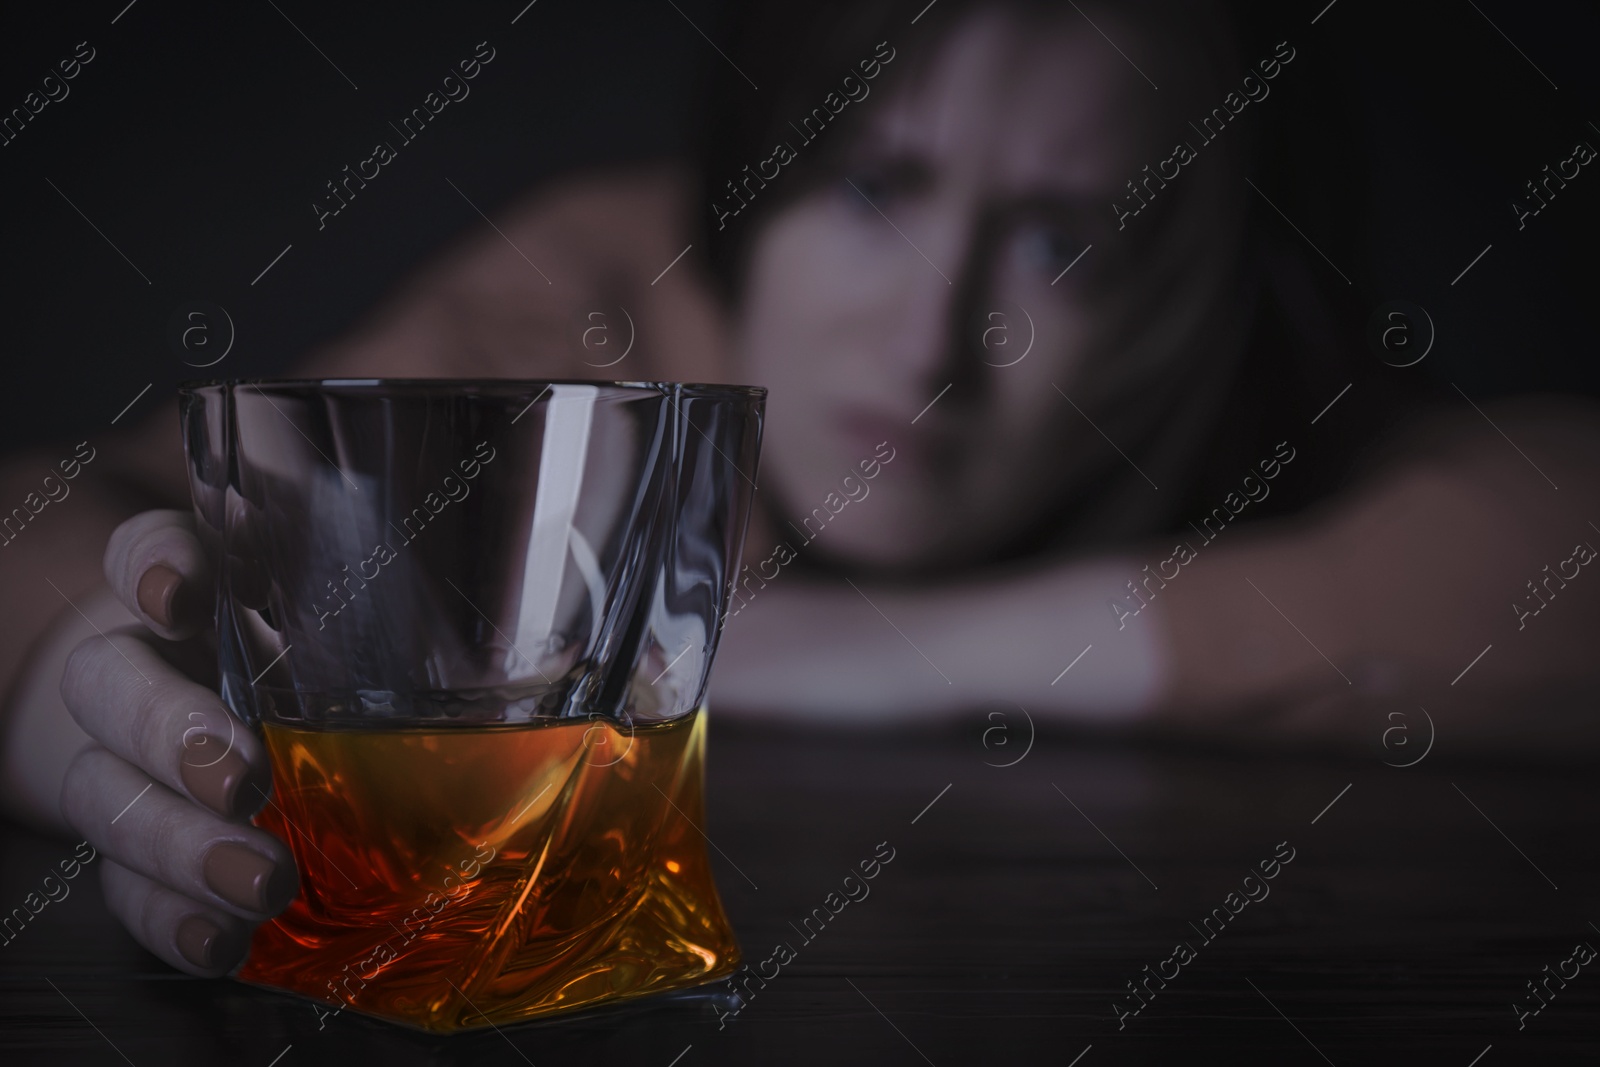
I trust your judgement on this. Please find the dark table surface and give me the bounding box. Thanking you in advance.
[3,718,1596,1066]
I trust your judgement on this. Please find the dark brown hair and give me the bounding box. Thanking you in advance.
[691,0,1416,547]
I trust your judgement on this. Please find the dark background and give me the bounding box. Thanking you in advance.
[0,0,1596,452]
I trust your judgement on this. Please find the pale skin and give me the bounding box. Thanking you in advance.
[3,9,1599,978]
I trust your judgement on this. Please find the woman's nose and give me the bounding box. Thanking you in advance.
[878,215,973,382]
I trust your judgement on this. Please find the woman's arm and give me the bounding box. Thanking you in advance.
[0,436,184,830]
[0,163,714,834]
[710,396,1600,755]
[0,164,712,975]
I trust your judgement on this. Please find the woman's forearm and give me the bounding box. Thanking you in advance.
[1155,400,1600,724]
[951,398,1600,750]
[0,433,184,831]
[0,477,134,831]
[709,557,1167,723]
[0,586,132,834]
[715,398,1600,753]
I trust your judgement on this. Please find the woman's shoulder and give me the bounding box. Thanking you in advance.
[437,160,698,285]
[512,160,696,243]
[300,160,731,384]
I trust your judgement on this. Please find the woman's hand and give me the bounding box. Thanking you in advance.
[56,510,297,977]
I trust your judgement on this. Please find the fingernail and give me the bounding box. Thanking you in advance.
[203,842,296,914]
[175,915,224,970]
[136,564,183,628]
[180,743,271,819]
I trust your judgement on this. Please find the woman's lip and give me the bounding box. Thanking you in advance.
[833,406,935,464]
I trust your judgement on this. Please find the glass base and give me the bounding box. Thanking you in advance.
[237,710,740,1032]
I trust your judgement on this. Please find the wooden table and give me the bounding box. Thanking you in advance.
[3,719,1596,1065]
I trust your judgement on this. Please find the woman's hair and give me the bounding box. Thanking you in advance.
[691,0,1418,547]
[696,0,1363,288]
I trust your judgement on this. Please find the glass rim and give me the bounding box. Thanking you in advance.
[177,377,767,398]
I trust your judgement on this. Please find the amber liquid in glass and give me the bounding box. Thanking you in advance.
[239,709,740,1032]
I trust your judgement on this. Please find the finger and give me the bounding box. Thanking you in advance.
[100,857,254,977]
[105,510,209,639]
[61,747,297,922]
[61,629,269,821]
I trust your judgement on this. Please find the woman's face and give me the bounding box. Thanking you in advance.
[735,9,1162,570]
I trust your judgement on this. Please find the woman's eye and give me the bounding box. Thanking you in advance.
[1016,224,1085,279]
[841,170,894,208]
